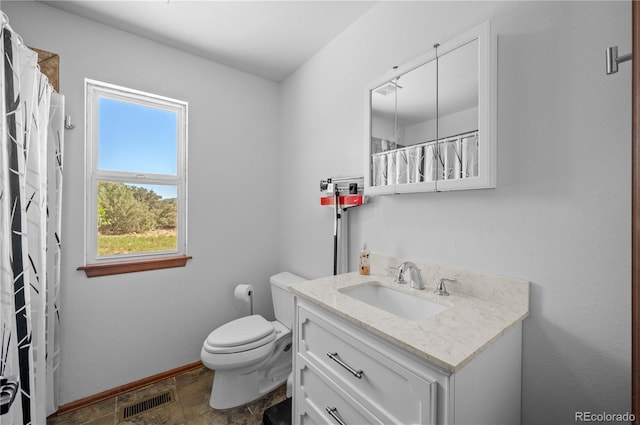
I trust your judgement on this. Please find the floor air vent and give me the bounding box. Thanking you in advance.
[119,390,175,421]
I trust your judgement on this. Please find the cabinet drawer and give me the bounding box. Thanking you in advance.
[298,305,437,425]
[298,411,319,425]
[296,359,384,425]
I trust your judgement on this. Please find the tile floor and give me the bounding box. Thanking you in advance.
[46,367,287,425]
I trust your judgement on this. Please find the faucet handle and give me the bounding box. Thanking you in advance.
[434,278,456,296]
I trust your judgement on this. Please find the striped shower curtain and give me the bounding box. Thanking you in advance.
[0,12,64,425]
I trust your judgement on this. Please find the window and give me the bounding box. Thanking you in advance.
[81,79,189,276]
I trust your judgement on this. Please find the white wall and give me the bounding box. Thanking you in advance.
[2,2,282,404]
[280,1,631,424]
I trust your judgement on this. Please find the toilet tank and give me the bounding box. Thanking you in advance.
[270,272,307,328]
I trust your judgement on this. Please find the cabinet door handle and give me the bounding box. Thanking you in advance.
[326,352,363,379]
[326,406,347,425]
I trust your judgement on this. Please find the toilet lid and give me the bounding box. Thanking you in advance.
[206,315,275,348]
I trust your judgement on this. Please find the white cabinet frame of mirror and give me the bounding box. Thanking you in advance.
[364,21,496,195]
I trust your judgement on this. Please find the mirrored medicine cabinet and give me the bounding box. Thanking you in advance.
[364,21,496,195]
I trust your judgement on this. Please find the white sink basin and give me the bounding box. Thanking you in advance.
[339,282,448,320]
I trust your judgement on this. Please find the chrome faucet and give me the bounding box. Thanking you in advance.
[395,261,425,290]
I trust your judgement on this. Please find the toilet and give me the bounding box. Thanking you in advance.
[200,271,307,410]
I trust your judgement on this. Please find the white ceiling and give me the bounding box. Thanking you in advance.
[42,0,377,82]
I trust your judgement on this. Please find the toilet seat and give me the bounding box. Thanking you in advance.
[203,315,276,354]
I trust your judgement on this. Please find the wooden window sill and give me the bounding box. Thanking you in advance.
[78,255,192,278]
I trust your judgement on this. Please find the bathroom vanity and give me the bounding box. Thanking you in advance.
[290,255,529,425]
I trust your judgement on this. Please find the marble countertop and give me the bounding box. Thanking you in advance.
[289,257,529,373]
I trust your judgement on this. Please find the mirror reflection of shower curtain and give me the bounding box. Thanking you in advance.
[461,134,478,178]
[424,144,437,182]
[439,139,461,180]
[373,132,476,187]
[372,152,387,186]
[396,149,408,184]
[0,15,64,424]
[386,151,396,185]
[407,145,424,183]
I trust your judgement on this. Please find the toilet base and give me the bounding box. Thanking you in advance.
[208,327,293,410]
[210,360,291,409]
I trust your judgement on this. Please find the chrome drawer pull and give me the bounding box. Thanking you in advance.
[326,406,347,425]
[326,352,363,379]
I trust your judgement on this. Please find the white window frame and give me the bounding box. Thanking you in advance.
[84,79,188,265]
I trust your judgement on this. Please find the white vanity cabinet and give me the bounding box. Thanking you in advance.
[295,302,439,424]
[293,297,523,425]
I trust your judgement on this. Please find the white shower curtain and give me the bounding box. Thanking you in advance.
[0,12,64,425]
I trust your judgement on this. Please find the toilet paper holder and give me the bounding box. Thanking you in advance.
[234,284,254,316]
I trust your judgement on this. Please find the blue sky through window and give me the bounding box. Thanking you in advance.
[98,97,177,200]
[129,184,177,201]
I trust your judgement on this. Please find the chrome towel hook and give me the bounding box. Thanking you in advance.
[64,115,75,130]
[606,46,632,75]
